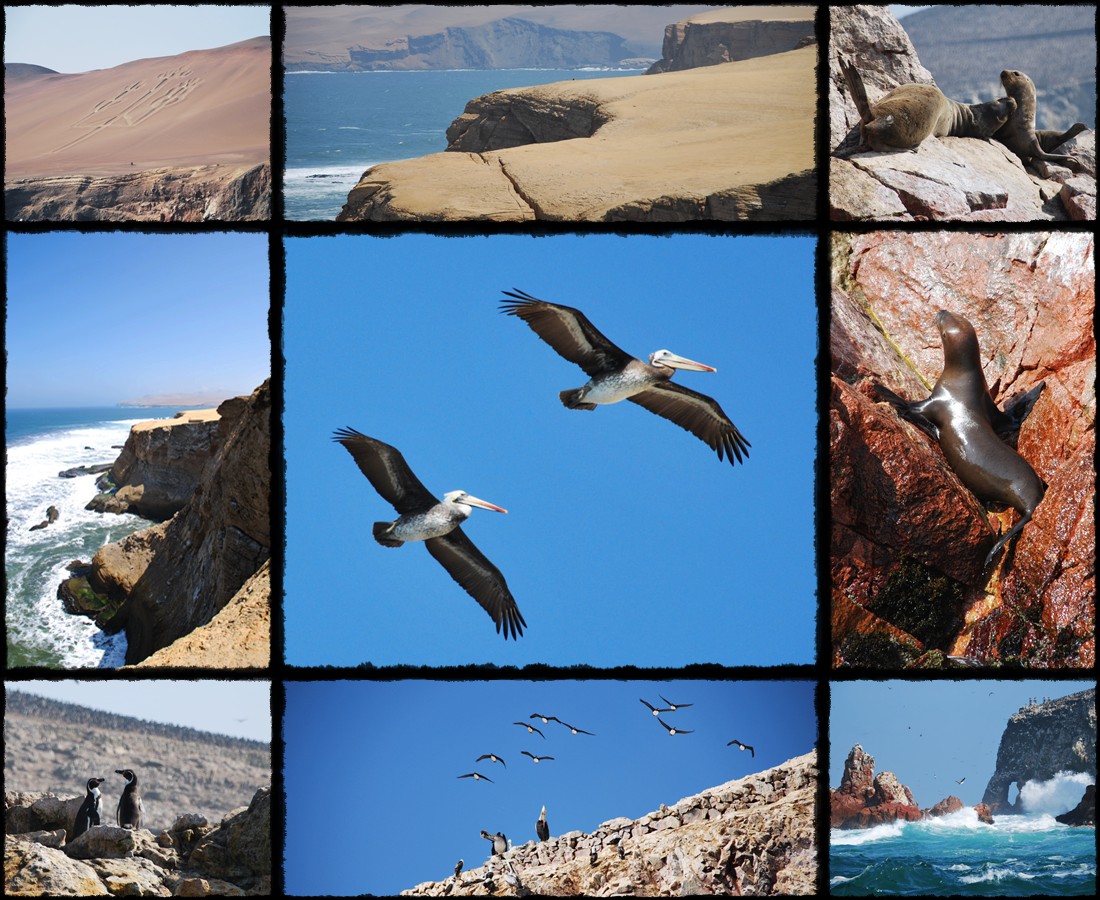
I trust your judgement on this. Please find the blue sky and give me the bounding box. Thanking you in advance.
[283,234,816,667]
[3,5,270,73]
[8,680,271,743]
[831,681,1096,811]
[284,678,816,896]
[5,233,270,408]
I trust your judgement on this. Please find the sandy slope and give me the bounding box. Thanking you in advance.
[5,37,270,178]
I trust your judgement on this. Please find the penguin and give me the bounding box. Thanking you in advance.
[72,777,105,838]
[115,768,144,830]
[480,829,508,856]
[536,805,549,841]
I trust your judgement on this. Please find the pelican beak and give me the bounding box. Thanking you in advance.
[661,352,717,372]
[463,494,508,514]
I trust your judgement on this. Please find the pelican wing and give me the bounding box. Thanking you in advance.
[333,427,439,513]
[628,382,750,465]
[500,289,635,375]
[425,528,526,640]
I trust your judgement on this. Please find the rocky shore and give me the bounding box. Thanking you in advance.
[5,163,271,222]
[402,751,816,896]
[68,382,271,668]
[338,7,815,222]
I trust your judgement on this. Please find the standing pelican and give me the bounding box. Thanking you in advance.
[333,428,525,639]
[500,290,749,464]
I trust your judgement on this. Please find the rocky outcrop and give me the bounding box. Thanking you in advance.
[87,381,270,666]
[974,803,995,825]
[403,751,816,896]
[981,689,1097,815]
[5,163,271,222]
[831,232,1095,669]
[349,18,631,70]
[90,408,224,520]
[924,795,964,818]
[4,787,270,896]
[1056,783,1096,826]
[338,38,815,223]
[831,745,922,830]
[830,5,1096,221]
[647,7,815,73]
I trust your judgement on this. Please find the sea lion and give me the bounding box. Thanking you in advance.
[839,56,1017,152]
[881,311,1046,566]
[994,69,1086,170]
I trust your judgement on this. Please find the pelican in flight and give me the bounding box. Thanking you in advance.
[500,289,749,465]
[333,428,525,639]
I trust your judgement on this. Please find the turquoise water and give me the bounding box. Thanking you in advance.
[284,68,642,220]
[832,809,1096,895]
[5,407,183,668]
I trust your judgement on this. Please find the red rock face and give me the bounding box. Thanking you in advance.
[925,796,964,817]
[831,744,923,829]
[831,232,1095,669]
[974,803,995,825]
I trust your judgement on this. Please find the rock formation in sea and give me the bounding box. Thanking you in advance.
[830,5,1096,221]
[402,751,817,896]
[83,381,271,667]
[646,7,815,74]
[831,232,1095,669]
[348,17,632,70]
[337,6,815,223]
[4,787,270,896]
[1056,783,1096,827]
[830,744,922,830]
[981,688,1097,815]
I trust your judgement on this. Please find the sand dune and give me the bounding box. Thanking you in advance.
[5,37,270,178]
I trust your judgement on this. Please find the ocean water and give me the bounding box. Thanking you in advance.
[831,805,1096,895]
[285,68,642,220]
[5,407,184,668]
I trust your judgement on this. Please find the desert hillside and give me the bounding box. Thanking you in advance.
[4,691,270,832]
[5,36,270,178]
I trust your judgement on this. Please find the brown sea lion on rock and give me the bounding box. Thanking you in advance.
[994,69,1087,170]
[877,311,1046,568]
[839,56,1016,152]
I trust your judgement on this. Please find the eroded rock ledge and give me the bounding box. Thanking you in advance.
[402,751,816,896]
[4,163,271,222]
[87,381,271,666]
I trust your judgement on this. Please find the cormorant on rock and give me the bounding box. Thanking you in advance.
[115,769,144,830]
[514,721,545,738]
[476,753,507,767]
[659,694,693,710]
[536,805,549,841]
[480,829,508,856]
[458,772,494,783]
[727,739,754,756]
[657,716,693,735]
[73,777,105,838]
[454,859,463,879]
[522,751,555,763]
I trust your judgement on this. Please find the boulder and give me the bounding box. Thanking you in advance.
[1055,783,1095,827]
[924,796,963,817]
[973,803,995,825]
[831,744,922,829]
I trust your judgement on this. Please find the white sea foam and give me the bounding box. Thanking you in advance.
[1018,770,1095,816]
[831,820,906,845]
[959,865,1035,884]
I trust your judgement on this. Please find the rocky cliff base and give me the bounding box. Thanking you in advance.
[5,163,270,222]
[981,689,1096,814]
[829,6,1096,221]
[85,381,271,666]
[338,9,815,223]
[831,232,1094,669]
[4,787,270,897]
[403,751,816,896]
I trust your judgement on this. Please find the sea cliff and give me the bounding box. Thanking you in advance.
[402,751,816,896]
[85,381,271,667]
[338,8,815,223]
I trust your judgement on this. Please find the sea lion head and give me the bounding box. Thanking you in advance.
[934,310,982,368]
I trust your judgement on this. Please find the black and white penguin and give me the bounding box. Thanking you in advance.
[115,768,144,830]
[72,777,105,838]
[536,805,549,841]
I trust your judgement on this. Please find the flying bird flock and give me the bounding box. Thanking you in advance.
[334,290,751,640]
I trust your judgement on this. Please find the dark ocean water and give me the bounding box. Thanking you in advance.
[284,68,642,220]
[831,804,1096,896]
[5,406,186,668]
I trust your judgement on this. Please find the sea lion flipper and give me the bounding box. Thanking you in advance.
[873,383,941,439]
[839,55,875,127]
[984,511,1033,568]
